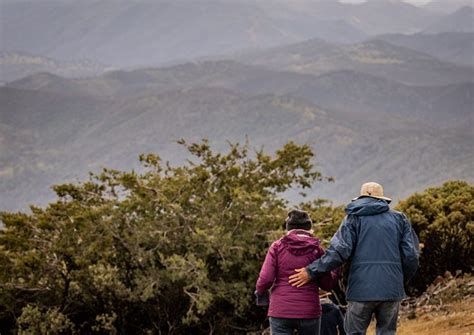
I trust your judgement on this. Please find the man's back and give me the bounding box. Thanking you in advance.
[344,197,409,301]
[306,196,419,301]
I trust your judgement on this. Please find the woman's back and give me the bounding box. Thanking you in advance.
[256,230,335,319]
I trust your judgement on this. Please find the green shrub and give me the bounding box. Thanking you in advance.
[397,181,474,292]
[300,199,345,247]
[0,140,326,334]
[17,306,76,335]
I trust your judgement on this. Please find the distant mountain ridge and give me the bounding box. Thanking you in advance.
[423,0,474,14]
[0,51,111,83]
[235,38,474,85]
[2,59,473,211]
[1,0,442,67]
[379,32,474,67]
[423,6,474,33]
[9,59,473,129]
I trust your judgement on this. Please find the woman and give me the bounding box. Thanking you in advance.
[256,209,340,335]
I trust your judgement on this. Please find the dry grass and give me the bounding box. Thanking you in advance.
[367,298,474,335]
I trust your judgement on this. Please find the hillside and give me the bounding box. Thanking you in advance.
[9,61,474,128]
[0,51,111,83]
[1,0,440,68]
[379,32,474,67]
[1,67,473,211]
[235,39,474,85]
[347,0,436,35]
[0,0,353,67]
[423,0,474,14]
[371,274,474,335]
[397,300,473,335]
[423,6,474,33]
[258,0,438,35]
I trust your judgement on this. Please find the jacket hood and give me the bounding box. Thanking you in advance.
[281,230,320,256]
[345,197,390,216]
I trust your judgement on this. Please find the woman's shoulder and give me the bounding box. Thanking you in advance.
[270,238,284,249]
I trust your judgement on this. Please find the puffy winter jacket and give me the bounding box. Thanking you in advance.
[256,230,339,318]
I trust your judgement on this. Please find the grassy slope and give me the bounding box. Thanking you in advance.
[399,299,473,335]
[367,295,474,335]
[366,299,473,334]
[367,274,474,334]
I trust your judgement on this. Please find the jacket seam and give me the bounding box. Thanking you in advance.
[352,261,401,265]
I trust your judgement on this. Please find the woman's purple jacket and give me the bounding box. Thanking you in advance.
[256,230,340,319]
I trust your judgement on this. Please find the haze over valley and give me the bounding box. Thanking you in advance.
[1,0,473,211]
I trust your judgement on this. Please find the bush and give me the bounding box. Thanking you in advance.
[300,199,345,247]
[397,181,474,292]
[0,140,327,334]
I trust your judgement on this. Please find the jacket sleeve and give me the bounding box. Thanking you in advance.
[256,242,278,294]
[316,245,341,291]
[307,215,358,279]
[317,267,340,291]
[399,214,420,282]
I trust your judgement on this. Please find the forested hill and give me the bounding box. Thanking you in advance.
[1,57,473,211]
[0,51,110,83]
[234,38,474,85]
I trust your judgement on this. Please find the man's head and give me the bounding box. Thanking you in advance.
[353,182,392,203]
[285,209,312,231]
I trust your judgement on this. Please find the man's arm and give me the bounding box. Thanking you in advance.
[307,215,358,276]
[400,214,420,282]
[289,215,358,287]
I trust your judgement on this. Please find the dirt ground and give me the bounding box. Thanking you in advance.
[367,298,474,335]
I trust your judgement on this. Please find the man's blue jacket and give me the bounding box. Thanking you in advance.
[307,197,419,301]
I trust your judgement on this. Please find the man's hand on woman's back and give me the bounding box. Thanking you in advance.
[289,267,311,287]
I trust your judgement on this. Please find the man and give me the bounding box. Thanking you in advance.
[289,182,419,335]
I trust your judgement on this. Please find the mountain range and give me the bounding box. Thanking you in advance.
[2,0,470,68]
[423,6,474,33]
[10,59,472,128]
[423,0,474,14]
[0,51,111,83]
[379,32,474,67]
[2,55,472,210]
[235,38,474,85]
[1,0,473,212]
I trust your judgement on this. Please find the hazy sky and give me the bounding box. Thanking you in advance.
[397,0,431,4]
[340,0,432,5]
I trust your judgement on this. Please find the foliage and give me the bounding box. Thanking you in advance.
[0,140,326,334]
[17,306,76,335]
[300,199,345,248]
[397,180,474,292]
[2,138,470,333]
